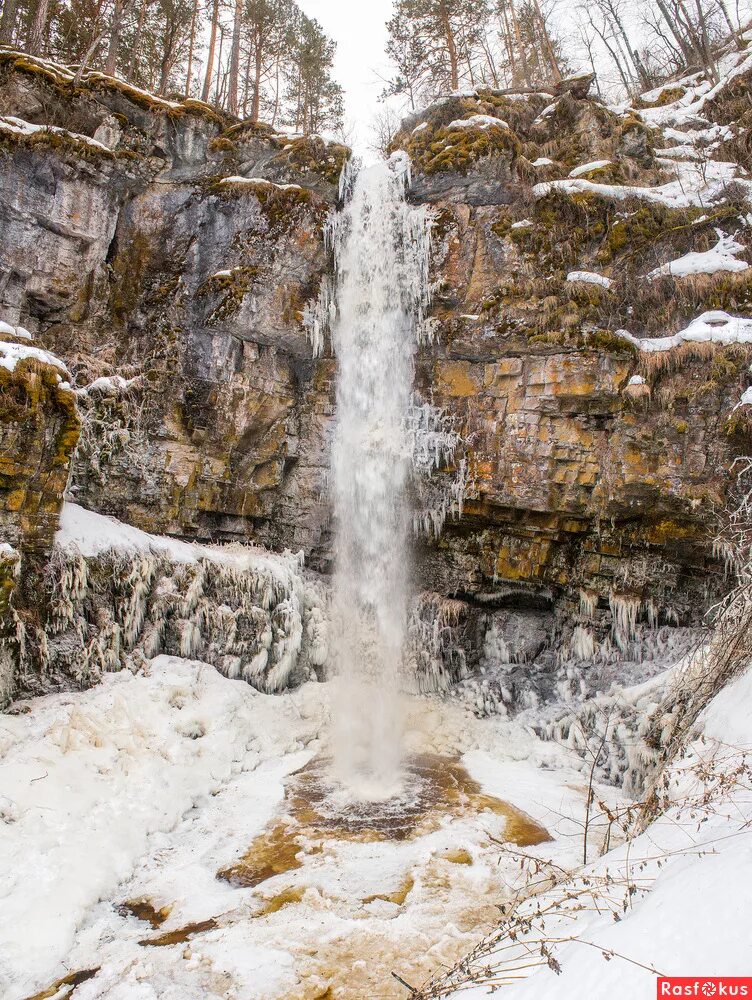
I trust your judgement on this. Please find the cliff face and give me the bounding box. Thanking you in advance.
[0,50,344,565]
[396,73,752,670]
[1,48,751,703]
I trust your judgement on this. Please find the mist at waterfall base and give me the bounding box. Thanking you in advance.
[327,153,431,803]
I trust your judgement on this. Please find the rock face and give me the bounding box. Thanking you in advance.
[0,332,80,703]
[0,51,346,573]
[393,72,752,672]
[2,48,752,704]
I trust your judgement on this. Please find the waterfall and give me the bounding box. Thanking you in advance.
[328,153,431,799]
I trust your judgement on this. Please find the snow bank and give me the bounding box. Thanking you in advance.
[622,310,752,354]
[647,229,749,279]
[0,658,320,999]
[569,159,613,178]
[0,114,112,152]
[533,156,745,210]
[51,504,324,694]
[566,270,613,289]
[0,339,68,374]
[436,663,752,999]
[446,114,509,130]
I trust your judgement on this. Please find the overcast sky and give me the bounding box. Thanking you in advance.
[296,0,396,152]
[294,0,752,154]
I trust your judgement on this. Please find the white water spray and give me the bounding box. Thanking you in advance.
[328,153,431,799]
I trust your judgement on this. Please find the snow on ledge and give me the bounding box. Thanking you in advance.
[56,502,304,576]
[0,340,68,375]
[0,114,112,152]
[646,230,749,279]
[569,159,613,178]
[532,155,747,210]
[0,320,31,341]
[618,310,752,354]
[567,271,613,289]
[446,114,509,130]
[218,176,302,190]
[734,386,752,410]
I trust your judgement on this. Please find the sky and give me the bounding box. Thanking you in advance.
[296,0,396,152]
[295,0,752,155]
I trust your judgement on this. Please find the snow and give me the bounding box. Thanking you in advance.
[533,154,746,210]
[621,310,752,354]
[57,503,303,581]
[639,49,752,129]
[531,156,555,167]
[628,375,646,386]
[412,122,429,133]
[0,339,68,374]
[734,386,752,410]
[0,114,112,152]
[647,230,749,279]
[566,270,613,289]
[511,219,533,229]
[76,374,141,397]
[569,159,613,178]
[0,658,317,998]
[0,320,31,340]
[0,659,606,1000]
[446,114,509,130]
[534,102,558,124]
[218,176,301,190]
[435,662,752,999]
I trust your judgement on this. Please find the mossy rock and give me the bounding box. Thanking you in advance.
[406,118,521,177]
[271,136,350,186]
[196,265,259,322]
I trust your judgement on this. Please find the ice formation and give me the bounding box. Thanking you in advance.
[33,504,325,695]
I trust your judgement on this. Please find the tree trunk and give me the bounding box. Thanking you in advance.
[507,0,531,87]
[438,0,459,90]
[126,0,146,80]
[184,0,199,97]
[530,0,562,83]
[214,24,225,107]
[105,0,124,76]
[251,36,263,119]
[201,0,220,103]
[0,0,18,46]
[609,4,653,89]
[27,0,50,55]
[496,5,516,86]
[227,0,242,115]
[655,0,697,65]
[717,0,742,46]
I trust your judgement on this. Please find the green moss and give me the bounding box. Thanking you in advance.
[110,231,154,323]
[0,51,228,128]
[597,202,707,265]
[271,136,350,186]
[196,265,259,321]
[404,118,521,176]
[209,137,234,152]
[637,87,685,109]
[208,177,325,233]
[510,190,612,272]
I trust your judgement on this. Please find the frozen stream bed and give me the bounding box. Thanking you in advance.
[0,657,607,1000]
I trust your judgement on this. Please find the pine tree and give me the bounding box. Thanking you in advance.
[284,14,343,133]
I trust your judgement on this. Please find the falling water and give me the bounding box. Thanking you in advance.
[328,153,431,799]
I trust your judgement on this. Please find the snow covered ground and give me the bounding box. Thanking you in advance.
[429,663,752,1000]
[0,657,611,1000]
